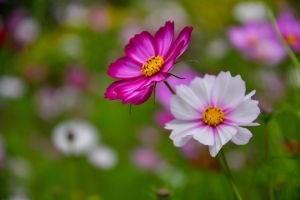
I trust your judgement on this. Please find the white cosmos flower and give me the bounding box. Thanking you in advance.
[165,71,260,157]
[88,145,118,170]
[52,120,99,155]
[233,1,268,24]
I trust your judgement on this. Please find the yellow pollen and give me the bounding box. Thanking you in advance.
[285,34,297,46]
[202,106,225,127]
[141,56,164,77]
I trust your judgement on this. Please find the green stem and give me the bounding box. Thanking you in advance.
[265,121,275,200]
[219,149,243,200]
[267,0,300,69]
[164,81,176,95]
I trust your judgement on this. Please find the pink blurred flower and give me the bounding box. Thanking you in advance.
[138,126,160,147]
[228,22,286,65]
[180,140,220,171]
[155,110,175,127]
[64,66,89,90]
[0,135,5,166]
[89,5,110,32]
[276,13,300,51]
[35,86,79,121]
[2,9,40,49]
[105,21,193,105]
[165,72,260,157]
[131,147,162,171]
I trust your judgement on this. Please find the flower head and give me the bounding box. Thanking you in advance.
[165,72,260,157]
[105,21,193,105]
[52,120,99,155]
[276,13,300,51]
[228,22,286,65]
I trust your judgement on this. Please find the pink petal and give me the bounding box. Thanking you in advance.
[126,85,154,105]
[165,26,193,61]
[231,127,253,145]
[124,31,157,65]
[228,27,248,49]
[161,41,183,73]
[114,76,148,94]
[104,79,132,100]
[107,56,143,79]
[154,21,174,57]
[136,72,170,91]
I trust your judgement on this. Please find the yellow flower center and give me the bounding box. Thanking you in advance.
[285,34,297,46]
[202,106,225,126]
[141,56,164,77]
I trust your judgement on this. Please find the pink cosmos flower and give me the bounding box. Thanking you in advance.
[228,22,286,65]
[105,21,193,105]
[276,13,300,51]
[165,71,260,157]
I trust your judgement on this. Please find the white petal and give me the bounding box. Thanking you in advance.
[166,119,201,147]
[231,122,260,126]
[209,124,237,157]
[231,127,253,145]
[192,125,215,146]
[175,84,203,111]
[173,135,193,147]
[189,75,216,109]
[211,71,245,110]
[165,119,200,131]
[217,124,237,145]
[170,95,201,120]
[243,90,256,102]
[203,74,216,94]
[226,99,260,124]
[209,131,221,157]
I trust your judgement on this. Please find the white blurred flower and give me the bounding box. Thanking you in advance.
[52,120,99,155]
[225,150,246,171]
[35,86,79,120]
[7,157,31,178]
[0,76,26,99]
[8,193,30,200]
[258,70,285,100]
[64,3,88,27]
[233,1,268,24]
[143,1,188,32]
[88,145,117,170]
[60,34,83,58]
[118,19,143,45]
[13,18,40,45]
[207,38,229,59]
[155,162,186,188]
